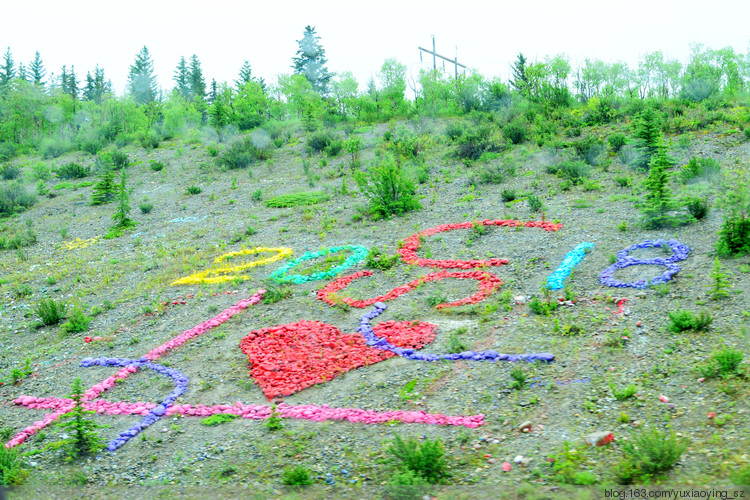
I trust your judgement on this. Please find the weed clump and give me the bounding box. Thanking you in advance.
[34,298,68,326]
[615,428,688,484]
[666,309,713,332]
[200,414,238,426]
[264,192,329,208]
[281,465,314,486]
[354,154,421,218]
[386,434,449,484]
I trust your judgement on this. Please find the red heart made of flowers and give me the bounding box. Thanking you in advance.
[239,320,437,399]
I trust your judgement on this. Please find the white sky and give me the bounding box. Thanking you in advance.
[2,0,749,96]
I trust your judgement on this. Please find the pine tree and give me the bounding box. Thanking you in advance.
[207,78,218,105]
[29,51,45,86]
[292,26,332,95]
[235,60,254,89]
[708,258,731,299]
[634,104,662,168]
[112,169,134,229]
[173,56,190,100]
[188,54,206,101]
[91,168,116,205]
[62,65,78,100]
[83,65,109,104]
[641,141,674,228]
[128,46,158,105]
[0,47,15,91]
[55,378,108,460]
[17,63,27,82]
[511,53,528,93]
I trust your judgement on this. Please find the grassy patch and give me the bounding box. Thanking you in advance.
[264,191,330,208]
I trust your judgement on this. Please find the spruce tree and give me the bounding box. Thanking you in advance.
[235,60,254,89]
[29,51,45,86]
[112,169,134,229]
[127,46,158,104]
[0,47,15,91]
[641,141,674,228]
[189,54,206,101]
[91,168,116,205]
[55,378,107,460]
[173,56,190,100]
[510,53,528,93]
[634,104,662,168]
[17,63,27,82]
[292,26,332,95]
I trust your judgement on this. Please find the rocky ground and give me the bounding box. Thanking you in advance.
[1,117,749,498]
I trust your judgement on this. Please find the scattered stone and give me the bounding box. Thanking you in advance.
[517,421,532,432]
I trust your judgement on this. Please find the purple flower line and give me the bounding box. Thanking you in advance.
[80,357,189,451]
[356,303,555,363]
[600,239,690,289]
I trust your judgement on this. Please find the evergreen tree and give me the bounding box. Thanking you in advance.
[83,65,109,104]
[55,378,107,460]
[292,25,332,95]
[634,103,662,168]
[91,168,116,205]
[112,169,134,229]
[641,141,675,228]
[0,47,15,91]
[188,54,206,101]
[127,46,158,104]
[17,63,27,82]
[61,65,78,100]
[208,78,218,105]
[235,60,254,89]
[511,53,528,93]
[173,56,190,100]
[29,51,45,86]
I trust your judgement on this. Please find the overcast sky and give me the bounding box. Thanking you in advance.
[2,0,749,96]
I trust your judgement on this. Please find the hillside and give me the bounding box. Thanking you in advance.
[1,107,749,498]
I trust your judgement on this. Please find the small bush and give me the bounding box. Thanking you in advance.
[186,185,202,195]
[553,159,590,184]
[57,162,90,179]
[41,137,71,159]
[387,435,448,484]
[610,383,638,401]
[527,195,543,212]
[716,214,750,257]
[0,228,37,251]
[503,120,528,144]
[509,367,528,390]
[149,161,165,172]
[60,307,92,335]
[34,298,68,326]
[139,202,153,214]
[353,155,421,218]
[616,428,688,484]
[307,130,337,153]
[366,247,399,270]
[501,189,516,202]
[0,164,21,180]
[528,296,558,316]
[667,309,713,332]
[109,150,130,169]
[385,469,430,500]
[700,347,745,379]
[281,465,314,486]
[0,446,29,485]
[573,135,604,165]
[679,156,721,184]
[324,139,343,157]
[684,197,709,220]
[444,122,466,141]
[455,125,500,160]
[200,414,238,426]
[478,165,504,184]
[219,137,271,169]
[0,182,36,216]
[264,191,329,208]
[608,132,627,152]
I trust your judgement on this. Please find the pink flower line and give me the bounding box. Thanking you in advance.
[12,397,484,428]
[5,290,266,449]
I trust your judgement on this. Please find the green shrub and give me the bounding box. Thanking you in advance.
[324,139,343,157]
[527,195,543,212]
[148,160,165,172]
[608,132,627,152]
[0,182,36,216]
[57,162,90,179]
[109,150,130,169]
[549,442,596,485]
[684,197,708,220]
[679,156,721,184]
[34,298,68,326]
[501,188,516,202]
[264,191,329,208]
[616,428,688,484]
[51,378,108,461]
[717,214,750,257]
[444,122,466,141]
[528,296,558,316]
[219,137,270,169]
[700,347,745,379]
[186,185,202,195]
[446,328,468,354]
[139,202,153,214]
[384,469,430,500]
[0,446,29,485]
[509,367,528,390]
[90,170,117,205]
[573,135,604,165]
[365,247,399,270]
[667,309,713,332]
[503,120,528,144]
[552,159,590,184]
[41,137,71,159]
[265,404,284,431]
[200,414,238,426]
[354,155,421,218]
[281,465,314,486]
[387,435,448,484]
[456,125,500,160]
[0,164,21,180]
[0,228,37,251]
[60,307,92,335]
[307,130,337,153]
[478,165,504,184]
[610,382,638,401]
